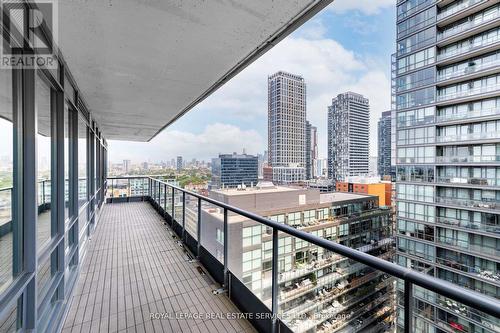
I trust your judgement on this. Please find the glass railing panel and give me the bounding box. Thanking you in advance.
[436,235,500,257]
[279,233,395,333]
[436,131,500,143]
[436,196,500,210]
[165,185,172,215]
[438,59,500,82]
[199,200,224,263]
[159,183,165,211]
[437,33,500,61]
[0,188,12,225]
[173,188,183,225]
[37,249,57,308]
[437,0,485,21]
[436,216,500,235]
[437,83,500,102]
[411,287,500,332]
[228,214,272,308]
[184,194,198,240]
[436,107,500,122]
[438,6,500,41]
[435,257,500,284]
[436,176,499,187]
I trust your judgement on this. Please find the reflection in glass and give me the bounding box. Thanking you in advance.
[78,115,87,210]
[36,74,52,250]
[0,68,18,293]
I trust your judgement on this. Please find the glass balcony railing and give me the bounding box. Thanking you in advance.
[437,59,500,82]
[437,0,486,21]
[436,235,500,258]
[122,176,500,332]
[435,176,500,187]
[436,106,500,122]
[437,83,500,102]
[437,33,500,62]
[436,131,500,143]
[436,155,500,163]
[436,196,500,210]
[437,8,500,41]
[436,216,500,235]
[0,187,12,227]
[0,179,54,227]
[436,257,500,284]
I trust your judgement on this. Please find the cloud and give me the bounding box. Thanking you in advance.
[327,0,394,15]
[109,123,265,162]
[109,17,393,163]
[190,35,391,158]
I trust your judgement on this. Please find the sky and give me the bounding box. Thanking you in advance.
[0,1,396,165]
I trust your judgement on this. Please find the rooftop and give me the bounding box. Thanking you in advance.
[319,192,374,204]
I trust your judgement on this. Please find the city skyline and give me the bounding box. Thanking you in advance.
[107,2,396,163]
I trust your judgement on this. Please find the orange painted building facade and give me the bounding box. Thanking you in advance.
[336,182,392,207]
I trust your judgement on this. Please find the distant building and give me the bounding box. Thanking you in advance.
[176,156,183,171]
[262,165,273,182]
[315,158,327,178]
[268,71,306,183]
[211,153,258,189]
[123,159,131,174]
[336,176,392,207]
[305,121,318,180]
[328,92,369,181]
[306,178,335,193]
[141,162,149,170]
[377,111,392,177]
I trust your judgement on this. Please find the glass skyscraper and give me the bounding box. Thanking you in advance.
[395,1,500,332]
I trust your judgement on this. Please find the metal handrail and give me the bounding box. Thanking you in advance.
[107,176,500,332]
[148,178,500,318]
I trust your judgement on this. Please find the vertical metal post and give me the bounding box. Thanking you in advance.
[22,63,37,329]
[182,191,186,241]
[223,207,228,288]
[271,227,279,333]
[197,197,201,258]
[171,186,175,221]
[42,180,45,204]
[404,280,413,333]
[55,87,65,299]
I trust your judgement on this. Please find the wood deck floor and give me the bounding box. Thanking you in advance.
[62,202,255,333]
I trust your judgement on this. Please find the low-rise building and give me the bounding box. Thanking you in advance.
[187,184,395,332]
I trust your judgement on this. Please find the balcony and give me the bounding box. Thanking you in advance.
[437,5,500,42]
[435,216,500,236]
[435,155,500,163]
[436,131,500,143]
[437,0,489,22]
[436,83,500,103]
[436,196,500,211]
[436,33,500,63]
[436,107,500,123]
[435,176,500,188]
[437,59,500,84]
[70,177,499,333]
[1,1,500,332]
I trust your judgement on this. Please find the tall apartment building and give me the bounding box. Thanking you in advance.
[328,92,370,182]
[268,71,307,183]
[378,111,393,177]
[176,156,183,171]
[395,1,500,332]
[197,185,394,332]
[306,121,318,180]
[211,153,258,188]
